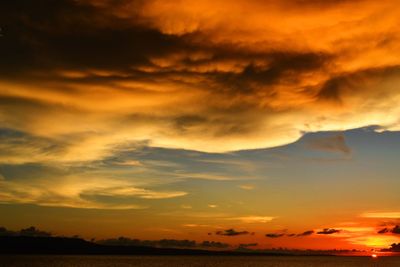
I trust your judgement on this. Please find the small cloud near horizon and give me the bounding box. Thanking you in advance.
[297,230,315,237]
[266,233,285,238]
[216,229,251,236]
[317,228,341,235]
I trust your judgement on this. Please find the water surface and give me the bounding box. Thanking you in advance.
[0,255,398,267]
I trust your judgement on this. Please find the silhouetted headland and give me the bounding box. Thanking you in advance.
[0,236,293,255]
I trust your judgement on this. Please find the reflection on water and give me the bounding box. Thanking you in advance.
[0,255,399,267]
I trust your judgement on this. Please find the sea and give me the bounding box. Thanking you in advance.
[0,255,398,267]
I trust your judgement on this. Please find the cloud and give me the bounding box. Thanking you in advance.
[361,212,400,219]
[85,187,187,199]
[1,0,400,157]
[0,128,66,164]
[229,216,275,223]
[317,228,341,235]
[182,224,211,228]
[2,0,400,218]
[305,134,351,154]
[266,233,285,238]
[392,226,400,234]
[238,184,255,190]
[114,160,143,167]
[386,243,400,252]
[377,228,390,234]
[216,229,250,236]
[0,169,185,209]
[297,230,315,237]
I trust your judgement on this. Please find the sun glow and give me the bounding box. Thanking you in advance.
[348,235,400,248]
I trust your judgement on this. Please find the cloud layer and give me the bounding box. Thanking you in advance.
[1,1,400,250]
[1,0,400,158]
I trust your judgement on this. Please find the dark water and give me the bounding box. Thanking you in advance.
[0,255,398,267]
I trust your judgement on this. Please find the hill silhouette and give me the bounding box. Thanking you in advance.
[0,236,291,255]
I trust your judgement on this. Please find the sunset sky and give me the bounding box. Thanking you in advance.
[1,0,400,251]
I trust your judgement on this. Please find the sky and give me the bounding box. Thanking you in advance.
[0,0,400,251]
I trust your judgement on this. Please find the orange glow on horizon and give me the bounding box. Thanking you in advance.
[1,0,400,252]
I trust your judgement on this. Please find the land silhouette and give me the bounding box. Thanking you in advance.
[0,226,398,255]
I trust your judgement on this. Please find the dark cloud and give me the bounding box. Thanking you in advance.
[0,0,206,81]
[317,66,400,103]
[392,225,400,234]
[213,52,329,94]
[377,228,389,234]
[0,0,332,94]
[216,229,250,236]
[297,230,314,237]
[377,225,400,234]
[317,228,341,235]
[266,233,285,238]
[317,77,345,102]
[386,243,400,252]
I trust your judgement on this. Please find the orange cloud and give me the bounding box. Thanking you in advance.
[1,0,400,156]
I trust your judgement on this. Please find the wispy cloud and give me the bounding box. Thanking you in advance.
[114,160,143,167]
[361,212,400,219]
[182,224,212,228]
[238,184,255,190]
[0,174,186,209]
[227,216,275,223]
[86,187,187,199]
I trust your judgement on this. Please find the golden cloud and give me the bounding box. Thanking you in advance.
[1,0,400,156]
[0,174,186,209]
[361,212,400,219]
